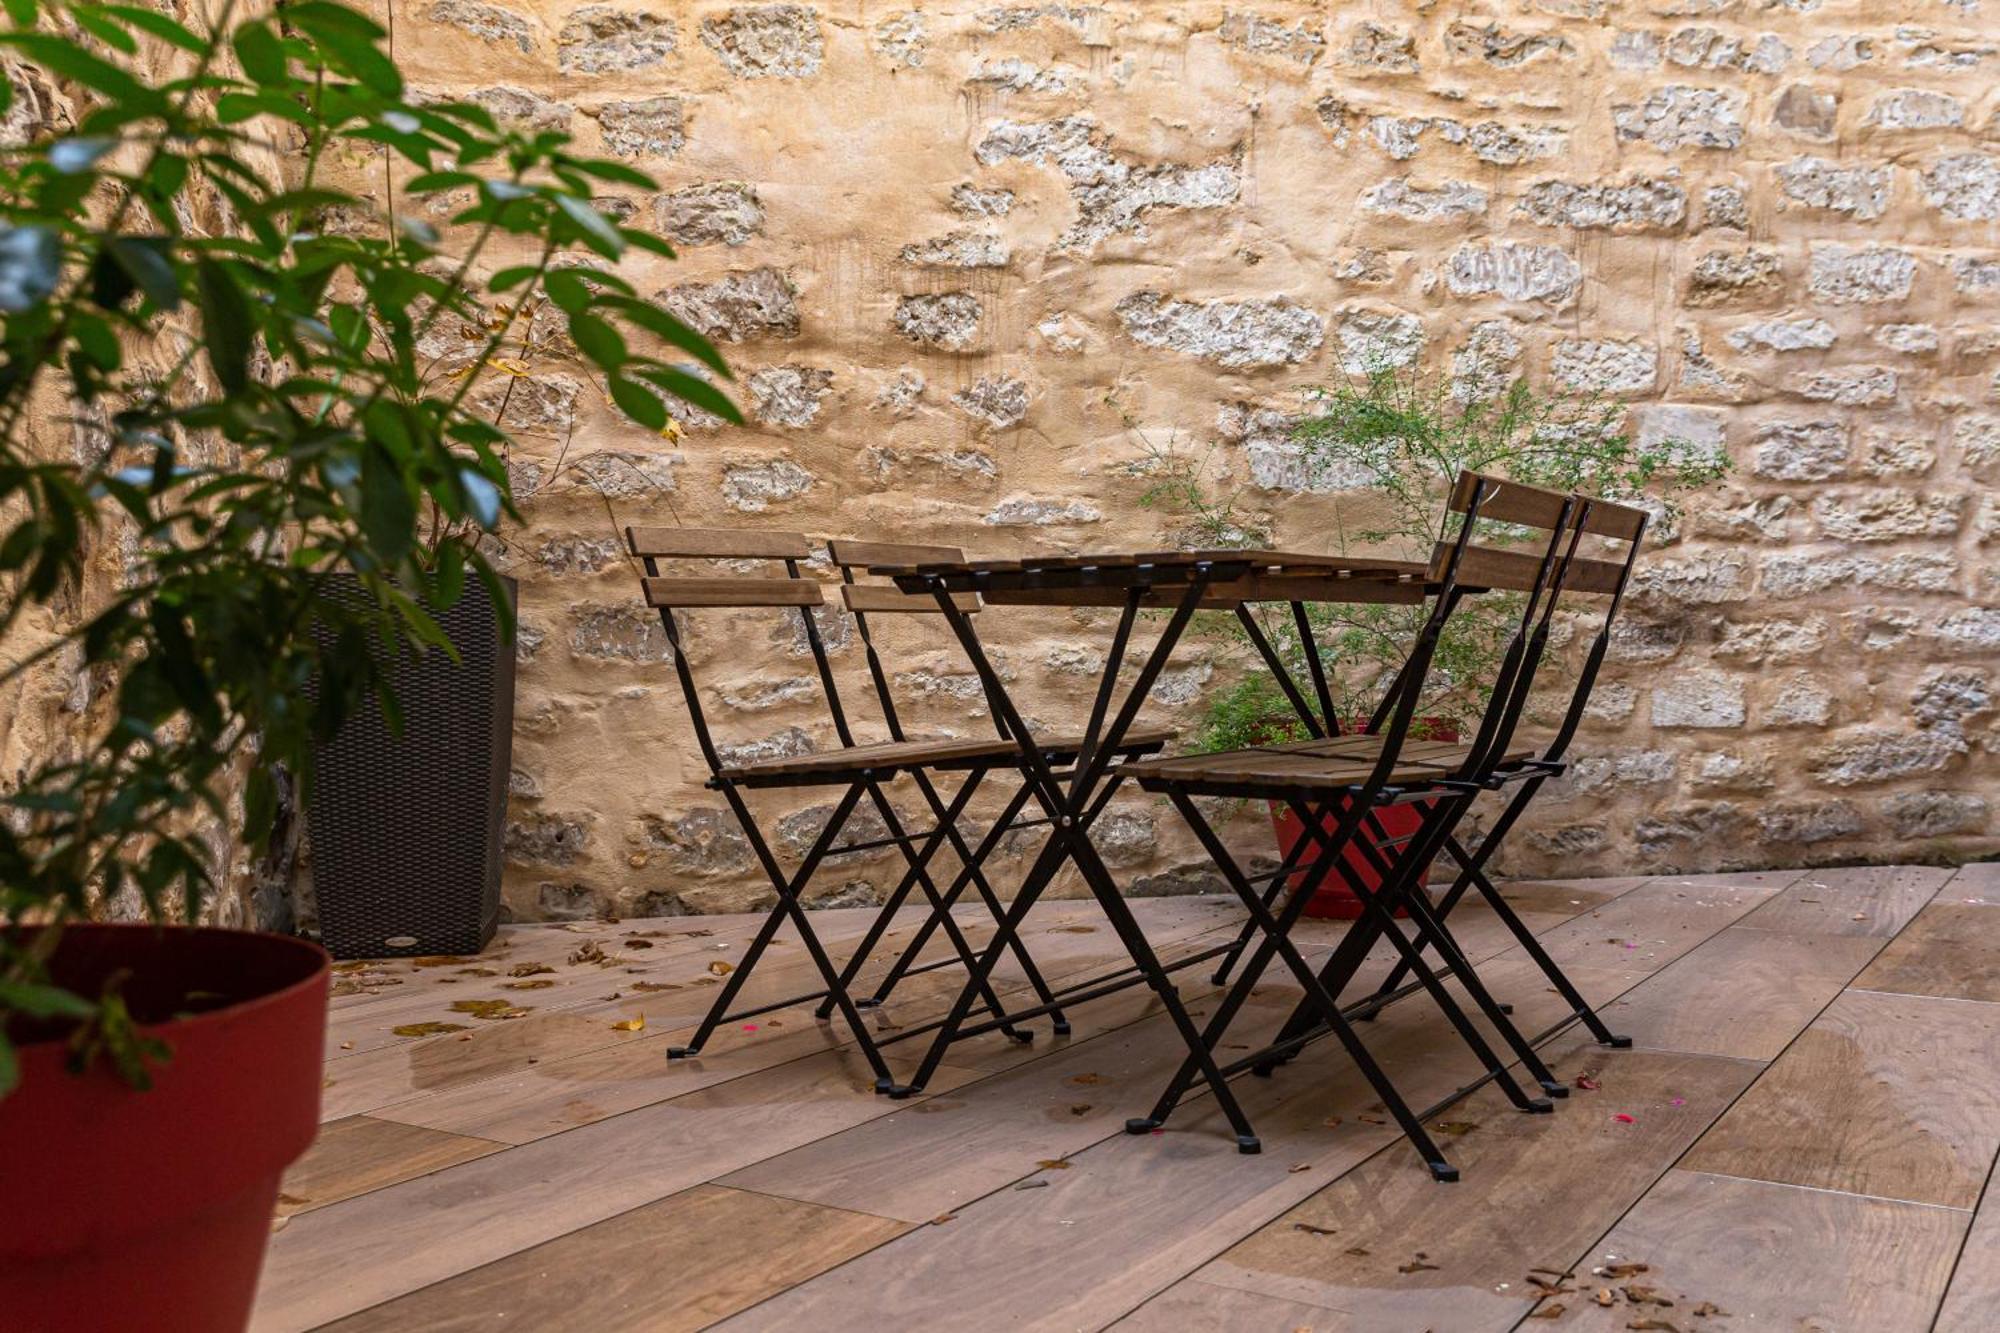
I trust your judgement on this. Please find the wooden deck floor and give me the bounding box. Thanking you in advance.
[256,863,2000,1332]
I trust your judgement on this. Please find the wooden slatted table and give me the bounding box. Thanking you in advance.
[861,550,1441,1122]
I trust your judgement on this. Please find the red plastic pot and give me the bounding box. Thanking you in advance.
[0,925,329,1333]
[1268,720,1458,920]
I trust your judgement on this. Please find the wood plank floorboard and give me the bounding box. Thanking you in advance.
[1190,1037,1762,1332]
[1679,986,2000,1209]
[1548,1169,1967,1332]
[278,1116,505,1219]
[257,869,2000,1333]
[317,1185,908,1333]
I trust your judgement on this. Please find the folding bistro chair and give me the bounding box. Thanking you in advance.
[1343,484,1650,1048]
[625,527,1172,1088]
[808,539,1174,1034]
[1118,472,1601,1175]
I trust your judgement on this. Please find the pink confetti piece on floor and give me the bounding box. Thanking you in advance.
[1670,1097,1686,1106]
[741,1023,759,1032]
[1613,1113,1636,1124]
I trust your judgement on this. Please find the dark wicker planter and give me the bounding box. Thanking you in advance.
[307,575,516,960]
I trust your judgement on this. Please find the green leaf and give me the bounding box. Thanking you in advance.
[100,5,207,54]
[284,1,387,40]
[230,20,289,85]
[0,979,98,1020]
[635,364,741,425]
[48,136,116,172]
[105,235,180,310]
[605,374,667,431]
[0,33,153,104]
[457,466,501,529]
[0,225,62,312]
[405,169,478,194]
[358,440,415,565]
[554,194,622,260]
[565,158,655,190]
[568,312,625,370]
[194,257,253,394]
[601,296,730,378]
[543,267,590,314]
[71,7,140,54]
[288,4,402,96]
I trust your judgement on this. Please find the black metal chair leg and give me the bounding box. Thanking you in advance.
[1289,800,1551,1116]
[859,779,1034,1044]
[865,781,1036,1006]
[812,773,983,1020]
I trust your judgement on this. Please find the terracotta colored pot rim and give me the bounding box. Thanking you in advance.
[4,923,329,1052]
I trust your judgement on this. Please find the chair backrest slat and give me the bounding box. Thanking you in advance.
[1429,543,1627,596]
[626,526,813,560]
[643,576,824,609]
[826,539,965,568]
[1447,472,1646,541]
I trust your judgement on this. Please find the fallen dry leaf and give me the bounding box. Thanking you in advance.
[707,960,735,977]
[506,979,556,991]
[569,941,609,967]
[509,963,554,978]
[1053,925,1097,933]
[1624,1320,1681,1332]
[1690,1301,1726,1317]
[1595,1288,1616,1307]
[1068,1104,1092,1116]
[1435,1121,1476,1136]
[409,955,474,969]
[611,1016,645,1032]
[455,967,499,977]
[1343,1246,1370,1257]
[630,981,682,993]
[931,1213,956,1225]
[1068,1073,1105,1086]
[1292,1222,1337,1236]
[1623,1284,1673,1307]
[1598,1262,1651,1280]
[1288,1163,1312,1173]
[450,999,526,1020]
[1036,1159,1071,1170]
[1398,1259,1440,1274]
[1528,1304,1565,1321]
[622,938,655,949]
[391,1021,468,1037]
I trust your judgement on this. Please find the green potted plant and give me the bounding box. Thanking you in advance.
[0,4,732,1327]
[1145,365,1725,915]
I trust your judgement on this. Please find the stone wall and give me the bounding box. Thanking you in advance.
[388,0,2000,919]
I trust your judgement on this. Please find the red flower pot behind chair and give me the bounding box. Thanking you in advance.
[1267,719,1459,920]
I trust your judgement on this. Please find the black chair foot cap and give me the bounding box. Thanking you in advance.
[884,1083,921,1100]
[1605,1034,1634,1049]
[1236,1135,1262,1155]
[1051,1020,1072,1036]
[1353,1009,1380,1023]
[1429,1163,1460,1183]
[853,998,882,1010]
[1124,1117,1161,1135]
[1541,1082,1570,1098]
[1524,1098,1555,1114]
[667,1045,699,1060]
[1004,1029,1035,1045]
[1497,1002,1514,1015]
